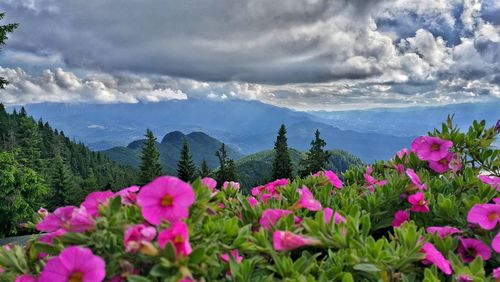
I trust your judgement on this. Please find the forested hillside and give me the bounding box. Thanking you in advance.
[0,104,137,237]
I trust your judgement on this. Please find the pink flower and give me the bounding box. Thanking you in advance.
[457,238,491,263]
[247,196,258,208]
[479,175,500,191]
[364,166,387,192]
[392,210,409,227]
[411,136,453,162]
[39,246,106,282]
[426,226,461,237]
[466,204,500,230]
[220,250,243,263]
[494,198,500,205]
[158,222,192,257]
[457,274,473,282]
[492,232,500,253]
[394,164,405,174]
[448,153,462,172]
[396,148,411,159]
[15,275,36,282]
[259,209,300,231]
[81,190,115,216]
[201,177,217,191]
[115,186,140,205]
[313,171,342,189]
[428,153,453,174]
[405,169,427,190]
[295,186,322,211]
[264,178,289,193]
[137,176,195,225]
[251,185,265,196]
[124,224,157,253]
[223,181,240,190]
[37,207,48,218]
[408,192,429,213]
[272,231,316,251]
[36,206,94,233]
[39,229,66,245]
[261,193,280,203]
[420,242,452,275]
[493,267,500,279]
[323,208,346,224]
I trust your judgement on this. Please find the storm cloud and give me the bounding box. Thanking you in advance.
[0,0,499,110]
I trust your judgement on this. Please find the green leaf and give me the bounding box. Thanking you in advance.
[127,275,153,282]
[188,247,206,264]
[353,263,381,273]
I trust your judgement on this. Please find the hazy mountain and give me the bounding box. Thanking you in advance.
[102,131,242,174]
[15,99,497,163]
[235,149,363,191]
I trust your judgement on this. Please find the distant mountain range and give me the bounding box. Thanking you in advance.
[15,99,499,162]
[102,131,242,174]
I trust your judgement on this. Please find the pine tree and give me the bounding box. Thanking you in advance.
[0,13,18,89]
[16,112,43,169]
[215,143,238,185]
[198,159,211,177]
[139,129,163,185]
[177,140,196,182]
[299,129,331,177]
[48,155,73,210]
[272,124,293,179]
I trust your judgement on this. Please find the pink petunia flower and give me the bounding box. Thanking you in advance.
[396,148,411,159]
[408,192,429,213]
[81,190,115,216]
[426,226,461,238]
[313,171,343,189]
[272,231,317,251]
[479,175,500,191]
[220,249,243,263]
[39,229,66,245]
[448,153,462,172]
[261,193,281,203]
[137,176,195,225]
[15,274,37,282]
[39,246,106,282]
[323,208,346,225]
[420,242,452,275]
[223,181,240,190]
[411,136,453,162]
[456,274,473,282]
[392,210,409,227]
[247,196,259,208]
[124,224,157,253]
[264,178,289,194]
[457,238,491,263]
[364,166,387,192]
[251,185,265,197]
[406,169,428,190]
[294,186,322,211]
[493,267,500,279]
[36,206,94,233]
[428,153,453,174]
[259,209,300,231]
[466,204,500,230]
[201,177,217,191]
[394,164,405,174]
[37,207,48,218]
[492,232,500,253]
[115,186,140,205]
[158,222,192,257]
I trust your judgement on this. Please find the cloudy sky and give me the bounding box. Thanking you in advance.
[0,0,499,110]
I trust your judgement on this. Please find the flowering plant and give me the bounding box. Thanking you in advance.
[0,118,499,281]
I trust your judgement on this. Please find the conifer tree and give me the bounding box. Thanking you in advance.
[198,159,211,178]
[177,140,196,182]
[0,13,18,89]
[139,129,163,185]
[16,112,43,169]
[272,124,293,179]
[299,129,331,177]
[48,155,73,210]
[215,143,238,185]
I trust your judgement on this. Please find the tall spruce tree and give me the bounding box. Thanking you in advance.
[0,13,18,89]
[177,140,196,182]
[299,129,331,176]
[48,154,73,210]
[139,129,163,185]
[16,111,43,169]
[198,159,211,177]
[215,143,238,185]
[272,124,293,179]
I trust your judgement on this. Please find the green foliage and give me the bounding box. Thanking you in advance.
[139,129,163,185]
[299,129,332,177]
[215,143,239,186]
[272,124,293,180]
[177,140,196,182]
[0,12,18,89]
[0,151,47,237]
[198,159,211,178]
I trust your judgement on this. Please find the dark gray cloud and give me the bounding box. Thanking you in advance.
[0,0,499,109]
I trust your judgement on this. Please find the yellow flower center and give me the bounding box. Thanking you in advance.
[431,144,440,151]
[488,212,499,221]
[174,235,184,243]
[419,200,425,206]
[69,271,83,282]
[161,194,174,207]
[439,158,448,165]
